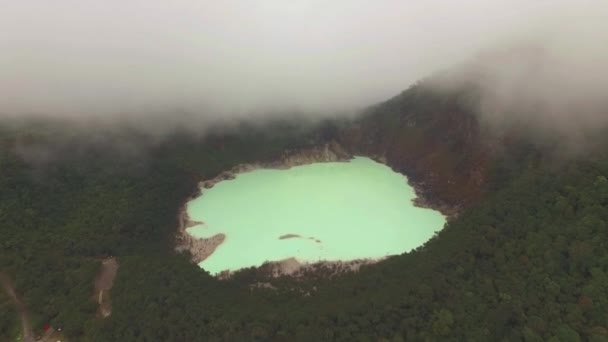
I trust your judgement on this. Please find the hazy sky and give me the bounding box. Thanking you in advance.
[0,0,605,119]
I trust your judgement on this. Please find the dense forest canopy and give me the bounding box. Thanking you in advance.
[2,82,608,341]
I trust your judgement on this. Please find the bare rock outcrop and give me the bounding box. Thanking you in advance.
[198,141,351,190]
[175,212,226,264]
[218,257,383,280]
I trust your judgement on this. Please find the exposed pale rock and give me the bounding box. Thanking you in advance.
[217,257,384,280]
[175,203,226,264]
[198,140,352,191]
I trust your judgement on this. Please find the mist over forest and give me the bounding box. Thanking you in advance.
[4,2,608,341]
[2,1,607,137]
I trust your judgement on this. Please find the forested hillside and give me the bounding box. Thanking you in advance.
[2,82,608,341]
[0,119,324,340]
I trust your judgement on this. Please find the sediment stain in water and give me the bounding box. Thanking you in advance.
[186,157,445,274]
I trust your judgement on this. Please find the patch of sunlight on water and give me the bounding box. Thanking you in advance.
[186,157,445,274]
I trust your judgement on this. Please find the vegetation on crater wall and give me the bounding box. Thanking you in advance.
[2,83,608,341]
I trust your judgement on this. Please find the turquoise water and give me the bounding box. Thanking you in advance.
[186,157,445,274]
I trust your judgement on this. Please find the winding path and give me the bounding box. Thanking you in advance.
[94,257,119,318]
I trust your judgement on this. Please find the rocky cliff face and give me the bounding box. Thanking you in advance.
[277,140,351,167]
[337,84,493,217]
[199,141,352,190]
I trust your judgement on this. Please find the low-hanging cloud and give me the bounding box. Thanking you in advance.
[1,0,607,131]
[430,4,608,143]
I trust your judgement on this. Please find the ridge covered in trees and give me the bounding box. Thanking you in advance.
[2,83,608,341]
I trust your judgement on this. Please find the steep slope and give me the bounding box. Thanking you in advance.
[3,79,608,340]
[339,83,491,216]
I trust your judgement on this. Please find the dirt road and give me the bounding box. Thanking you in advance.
[93,257,119,318]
